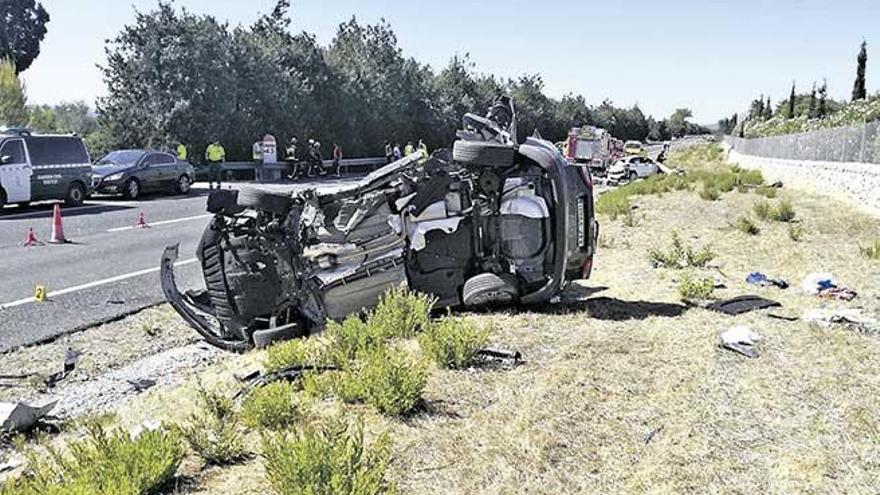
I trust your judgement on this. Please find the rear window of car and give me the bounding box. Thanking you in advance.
[26,137,90,166]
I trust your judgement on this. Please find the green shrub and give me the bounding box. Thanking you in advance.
[648,232,715,269]
[180,386,247,465]
[698,185,720,201]
[754,200,772,220]
[262,418,395,495]
[734,215,760,235]
[788,224,804,242]
[241,381,302,431]
[2,421,183,495]
[419,317,489,369]
[596,190,631,220]
[755,185,777,198]
[369,286,436,339]
[622,209,640,227]
[332,348,426,416]
[677,272,715,300]
[769,200,796,222]
[265,338,328,373]
[326,315,382,365]
[860,239,880,260]
[736,168,764,187]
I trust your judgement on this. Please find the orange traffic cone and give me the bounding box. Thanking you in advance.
[23,227,41,247]
[135,211,150,229]
[48,204,69,244]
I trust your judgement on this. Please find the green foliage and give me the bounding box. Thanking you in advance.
[331,347,426,416]
[743,95,880,138]
[1,421,183,495]
[326,315,383,365]
[755,185,778,198]
[648,232,715,269]
[859,239,880,260]
[788,224,804,242]
[676,272,715,300]
[734,215,760,235]
[698,185,720,201]
[754,200,772,220]
[596,190,631,220]
[419,317,489,369]
[0,0,49,73]
[241,381,302,431]
[852,41,867,102]
[264,338,328,373]
[262,417,396,495]
[369,286,436,339]
[179,385,247,465]
[769,200,796,223]
[622,209,640,227]
[0,59,27,125]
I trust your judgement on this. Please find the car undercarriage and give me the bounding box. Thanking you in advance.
[162,98,598,351]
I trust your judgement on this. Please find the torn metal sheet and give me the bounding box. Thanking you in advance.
[0,399,58,432]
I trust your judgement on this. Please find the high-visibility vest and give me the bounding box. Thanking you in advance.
[404,144,414,156]
[252,142,263,161]
[206,143,225,162]
[418,143,428,158]
[177,144,187,161]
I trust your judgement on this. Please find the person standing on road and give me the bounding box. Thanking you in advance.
[404,140,414,157]
[384,141,393,164]
[176,142,188,162]
[285,137,299,180]
[418,139,428,159]
[252,137,264,182]
[205,140,226,189]
[332,143,343,176]
[393,143,402,161]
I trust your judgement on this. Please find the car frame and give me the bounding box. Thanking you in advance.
[92,150,195,199]
[161,97,599,351]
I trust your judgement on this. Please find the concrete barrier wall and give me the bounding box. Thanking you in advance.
[725,144,880,215]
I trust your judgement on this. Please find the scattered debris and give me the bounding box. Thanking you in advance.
[644,426,663,445]
[800,273,857,301]
[707,295,781,316]
[233,364,340,402]
[0,399,58,433]
[767,313,799,322]
[804,309,879,334]
[746,272,789,289]
[719,326,762,358]
[475,348,523,365]
[126,378,157,392]
[818,287,858,301]
[0,457,22,474]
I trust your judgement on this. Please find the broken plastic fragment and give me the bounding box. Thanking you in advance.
[0,399,58,433]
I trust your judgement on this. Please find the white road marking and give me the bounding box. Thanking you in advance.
[107,214,212,232]
[0,258,199,310]
[0,204,108,220]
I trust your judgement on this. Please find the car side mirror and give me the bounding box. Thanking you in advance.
[0,155,11,164]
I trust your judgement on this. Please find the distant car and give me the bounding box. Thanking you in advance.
[623,140,648,158]
[0,130,92,208]
[608,156,660,181]
[92,150,195,199]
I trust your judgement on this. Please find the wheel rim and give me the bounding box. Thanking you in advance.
[70,187,83,203]
[129,181,138,197]
[179,176,190,192]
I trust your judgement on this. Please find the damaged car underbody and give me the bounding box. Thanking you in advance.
[162,98,599,351]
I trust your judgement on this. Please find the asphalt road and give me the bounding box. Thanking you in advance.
[0,177,362,352]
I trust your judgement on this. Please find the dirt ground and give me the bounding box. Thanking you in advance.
[2,155,879,494]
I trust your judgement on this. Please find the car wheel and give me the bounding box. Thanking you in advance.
[65,182,86,206]
[628,171,638,181]
[237,188,292,215]
[453,140,516,167]
[0,188,6,208]
[462,273,519,307]
[123,178,140,200]
[175,175,191,195]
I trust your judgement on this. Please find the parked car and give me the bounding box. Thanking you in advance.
[0,129,92,208]
[608,156,660,181]
[623,140,648,158]
[92,150,195,199]
[161,97,600,351]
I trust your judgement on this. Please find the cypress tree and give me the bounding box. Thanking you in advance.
[852,41,867,101]
[765,96,772,119]
[818,79,828,118]
[787,82,796,119]
[808,82,817,118]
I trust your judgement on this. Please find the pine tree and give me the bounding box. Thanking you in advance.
[787,82,796,119]
[852,41,867,101]
[0,59,28,125]
[818,79,828,118]
[765,96,772,119]
[808,82,817,118]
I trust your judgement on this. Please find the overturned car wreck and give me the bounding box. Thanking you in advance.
[162,98,599,351]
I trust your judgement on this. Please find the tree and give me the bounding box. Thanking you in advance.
[808,82,817,118]
[667,108,693,137]
[818,79,828,117]
[851,41,867,101]
[787,82,796,119]
[0,58,27,125]
[764,96,772,119]
[0,0,50,73]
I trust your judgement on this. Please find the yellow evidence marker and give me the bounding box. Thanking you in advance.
[34,285,48,302]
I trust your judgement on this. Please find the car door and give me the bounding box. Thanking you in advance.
[153,153,180,189]
[0,139,32,203]
[137,153,166,192]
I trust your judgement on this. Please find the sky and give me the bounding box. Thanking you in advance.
[20,0,880,124]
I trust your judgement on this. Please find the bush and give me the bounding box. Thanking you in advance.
[755,185,777,198]
[648,232,715,269]
[241,381,302,431]
[596,190,631,220]
[788,224,804,242]
[698,185,720,201]
[332,347,426,416]
[419,317,489,369]
[180,386,247,465]
[769,200,796,222]
[262,418,395,495]
[264,338,328,373]
[622,209,640,227]
[1,421,183,495]
[734,215,760,235]
[326,315,382,365]
[860,239,880,260]
[369,286,436,339]
[677,272,715,300]
[754,200,772,220]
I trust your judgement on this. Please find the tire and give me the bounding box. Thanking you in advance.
[175,175,191,195]
[237,188,292,215]
[65,182,86,206]
[628,171,638,182]
[123,178,141,200]
[462,273,519,307]
[0,188,6,208]
[453,140,516,167]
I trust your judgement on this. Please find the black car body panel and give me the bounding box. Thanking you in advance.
[92,150,195,196]
[162,99,598,351]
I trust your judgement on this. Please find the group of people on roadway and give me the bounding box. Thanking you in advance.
[385,139,428,163]
[283,137,343,180]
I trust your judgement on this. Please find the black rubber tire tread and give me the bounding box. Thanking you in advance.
[237,188,292,215]
[122,178,140,200]
[462,273,519,307]
[452,140,516,167]
[175,175,191,195]
[65,182,86,206]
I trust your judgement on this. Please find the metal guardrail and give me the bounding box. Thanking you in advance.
[197,157,388,181]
